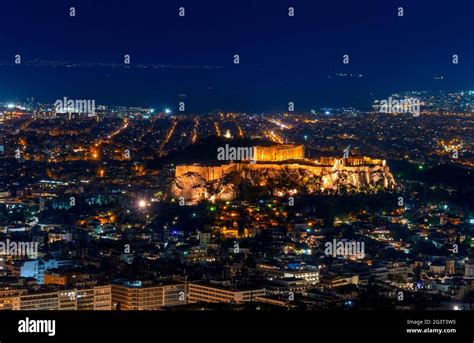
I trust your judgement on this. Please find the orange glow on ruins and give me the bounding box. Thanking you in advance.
[169,144,396,203]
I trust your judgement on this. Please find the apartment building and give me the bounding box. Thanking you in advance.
[111,280,187,310]
[6,285,112,310]
[0,288,27,310]
[188,282,266,304]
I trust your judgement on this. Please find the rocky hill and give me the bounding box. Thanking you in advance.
[167,161,396,203]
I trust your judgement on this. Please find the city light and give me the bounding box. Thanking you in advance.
[0,1,472,334]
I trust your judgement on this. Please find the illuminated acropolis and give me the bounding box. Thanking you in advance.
[170,144,396,202]
[253,144,305,162]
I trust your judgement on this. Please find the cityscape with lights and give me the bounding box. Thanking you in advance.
[0,0,473,338]
[0,95,473,312]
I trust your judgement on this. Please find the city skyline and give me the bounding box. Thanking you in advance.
[0,0,473,339]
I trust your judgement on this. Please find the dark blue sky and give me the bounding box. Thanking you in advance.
[0,0,472,112]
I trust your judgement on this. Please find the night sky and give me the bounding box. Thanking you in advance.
[0,0,472,112]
